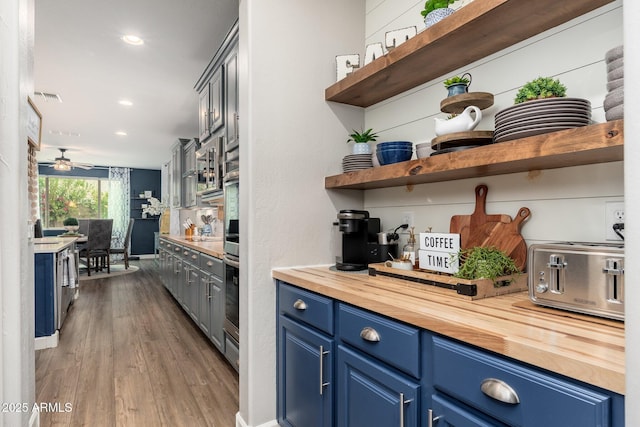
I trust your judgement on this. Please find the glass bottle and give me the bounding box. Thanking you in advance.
[402,227,417,267]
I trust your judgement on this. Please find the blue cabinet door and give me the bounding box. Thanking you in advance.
[337,345,419,427]
[429,393,509,427]
[278,315,333,427]
[34,253,55,337]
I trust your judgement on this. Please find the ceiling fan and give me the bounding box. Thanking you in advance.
[48,148,94,171]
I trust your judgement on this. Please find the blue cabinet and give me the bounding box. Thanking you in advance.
[337,345,419,427]
[276,281,625,427]
[34,253,56,337]
[277,282,334,427]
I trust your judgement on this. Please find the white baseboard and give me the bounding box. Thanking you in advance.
[34,330,58,350]
[235,412,278,427]
[29,406,40,427]
[136,254,156,260]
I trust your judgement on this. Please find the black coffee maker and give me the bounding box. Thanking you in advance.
[336,210,397,271]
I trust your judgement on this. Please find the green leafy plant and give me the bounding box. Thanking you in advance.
[63,217,79,226]
[514,76,567,104]
[443,75,470,88]
[453,246,521,287]
[421,0,456,17]
[347,128,378,144]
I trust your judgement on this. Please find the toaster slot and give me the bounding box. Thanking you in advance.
[547,254,566,294]
[603,258,624,304]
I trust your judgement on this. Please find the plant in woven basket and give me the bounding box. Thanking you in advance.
[453,246,521,287]
[514,76,567,104]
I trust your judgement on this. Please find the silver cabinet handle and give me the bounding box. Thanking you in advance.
[293,299,307,310]
[480,378,520,404]
[192,254,197,260]
[174,247,180,252]
[319,345,330,395]
[207,261,214,267]
[360,327,380,342]
[427,409,442,427]
[399,393,413,427]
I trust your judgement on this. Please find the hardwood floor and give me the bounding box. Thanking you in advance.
[35,260,239,427]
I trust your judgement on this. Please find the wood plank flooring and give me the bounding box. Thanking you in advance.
[35,260,239,427]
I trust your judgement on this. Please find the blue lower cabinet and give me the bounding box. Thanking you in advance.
[427,334,624,427]
[278,315,334,427]
[337,345,419,427]
[34,253,56,337]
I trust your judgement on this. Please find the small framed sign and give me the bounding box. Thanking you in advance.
[27,97,42,151]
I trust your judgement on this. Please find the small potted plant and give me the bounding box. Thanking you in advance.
[514,76,567,104]
[443,72,471,97]
[453,246,521,287]
[421,0,457,28]
[347,128,378,154]
[63,217,79,234]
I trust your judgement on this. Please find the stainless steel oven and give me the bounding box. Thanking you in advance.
[223,172,239,257]
[223,255,240,344]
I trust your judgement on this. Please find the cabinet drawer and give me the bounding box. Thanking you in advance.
[338,303,420,379]
[278,282,333,335]
[432,336,612,427]
[182,247,199,264]
[200,252,223,277]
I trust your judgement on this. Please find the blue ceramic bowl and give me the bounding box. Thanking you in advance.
[377,141,413,150]
[376,148,413,165]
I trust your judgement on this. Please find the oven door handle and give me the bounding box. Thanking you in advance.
[224,255,240,269]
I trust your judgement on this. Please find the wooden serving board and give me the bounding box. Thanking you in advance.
[368,262,528,300]
[450,184,511,249]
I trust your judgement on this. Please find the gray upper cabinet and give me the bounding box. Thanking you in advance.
[209,68,224,134]
[224,46,239,153]
[198,84,211,142]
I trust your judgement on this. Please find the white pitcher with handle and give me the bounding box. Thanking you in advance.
[434,105,482,136]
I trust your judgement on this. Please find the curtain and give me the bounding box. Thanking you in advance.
[108,167,130,254]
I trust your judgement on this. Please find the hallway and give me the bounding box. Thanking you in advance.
[35,260,239,426]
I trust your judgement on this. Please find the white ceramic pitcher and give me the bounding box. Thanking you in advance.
[434,105,482,136]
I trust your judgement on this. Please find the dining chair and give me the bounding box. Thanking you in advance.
[79,219,113,276]
[110,218,134,269]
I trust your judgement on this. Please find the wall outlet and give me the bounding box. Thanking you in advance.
[605,201,624,241]
[401,211,415,229]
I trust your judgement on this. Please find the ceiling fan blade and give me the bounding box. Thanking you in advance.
[73,163,93,170]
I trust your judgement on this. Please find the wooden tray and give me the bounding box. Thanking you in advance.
[440,92,494,114]
[368,262,527,300]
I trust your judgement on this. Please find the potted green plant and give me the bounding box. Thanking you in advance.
[421,0,457,28]
[347,128,378,154]
[63,217,79,233]
[443,72,471,97]
[453,246,521,287]
[514,76,567,104]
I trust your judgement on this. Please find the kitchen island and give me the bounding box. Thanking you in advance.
[274,265,623,385]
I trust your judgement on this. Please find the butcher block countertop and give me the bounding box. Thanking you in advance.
[161,235,224,259]
[272,266,625,395]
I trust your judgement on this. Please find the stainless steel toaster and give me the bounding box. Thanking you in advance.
[528,242,624,321]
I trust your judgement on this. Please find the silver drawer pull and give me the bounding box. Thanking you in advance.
[360,327,380,342]
[293,299,307,310]
[192,254,197,259]
[207,261,213,267]
[480,378,520,404]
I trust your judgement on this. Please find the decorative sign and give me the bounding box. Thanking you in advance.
[336,54,360,81]
[385,26,417,51]
[419,249,458,274]
[419,232,460,274]
[27,97,42,151]
[364,43,385,65]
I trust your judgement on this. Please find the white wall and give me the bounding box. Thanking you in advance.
[0,0,36,425]
[238,0,366,425]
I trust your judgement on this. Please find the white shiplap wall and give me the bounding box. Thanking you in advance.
[362,0,624,247]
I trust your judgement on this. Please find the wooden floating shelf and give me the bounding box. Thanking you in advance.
[325,0,614,108]
[440,92,494,114]
[325,120,624,190]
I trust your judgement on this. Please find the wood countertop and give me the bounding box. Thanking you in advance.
[272,266,625,395]
[160,235,224,259]
[33,237,79,254]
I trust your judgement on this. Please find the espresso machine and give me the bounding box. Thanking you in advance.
[336,210,397,271]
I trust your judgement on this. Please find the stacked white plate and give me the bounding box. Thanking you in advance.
[494,98,591,143]
[342,154,373,172]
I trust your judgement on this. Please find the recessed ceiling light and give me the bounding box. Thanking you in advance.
[118,99,133,106]
[115,131,128,136]
[122,35,144,46]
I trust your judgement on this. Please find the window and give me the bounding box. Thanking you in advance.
[38,176,110,228]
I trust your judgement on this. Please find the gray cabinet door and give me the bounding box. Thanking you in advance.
[224,47,239,152]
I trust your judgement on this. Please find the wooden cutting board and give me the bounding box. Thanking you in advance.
[450,184,511,249]
[472,207,531,271]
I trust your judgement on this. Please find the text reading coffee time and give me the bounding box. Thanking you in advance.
[422,235,457,251]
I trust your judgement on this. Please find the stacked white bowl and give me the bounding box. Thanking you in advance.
[604,45,623,121]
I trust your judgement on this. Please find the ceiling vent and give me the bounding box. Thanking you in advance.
[35,91,62,102]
